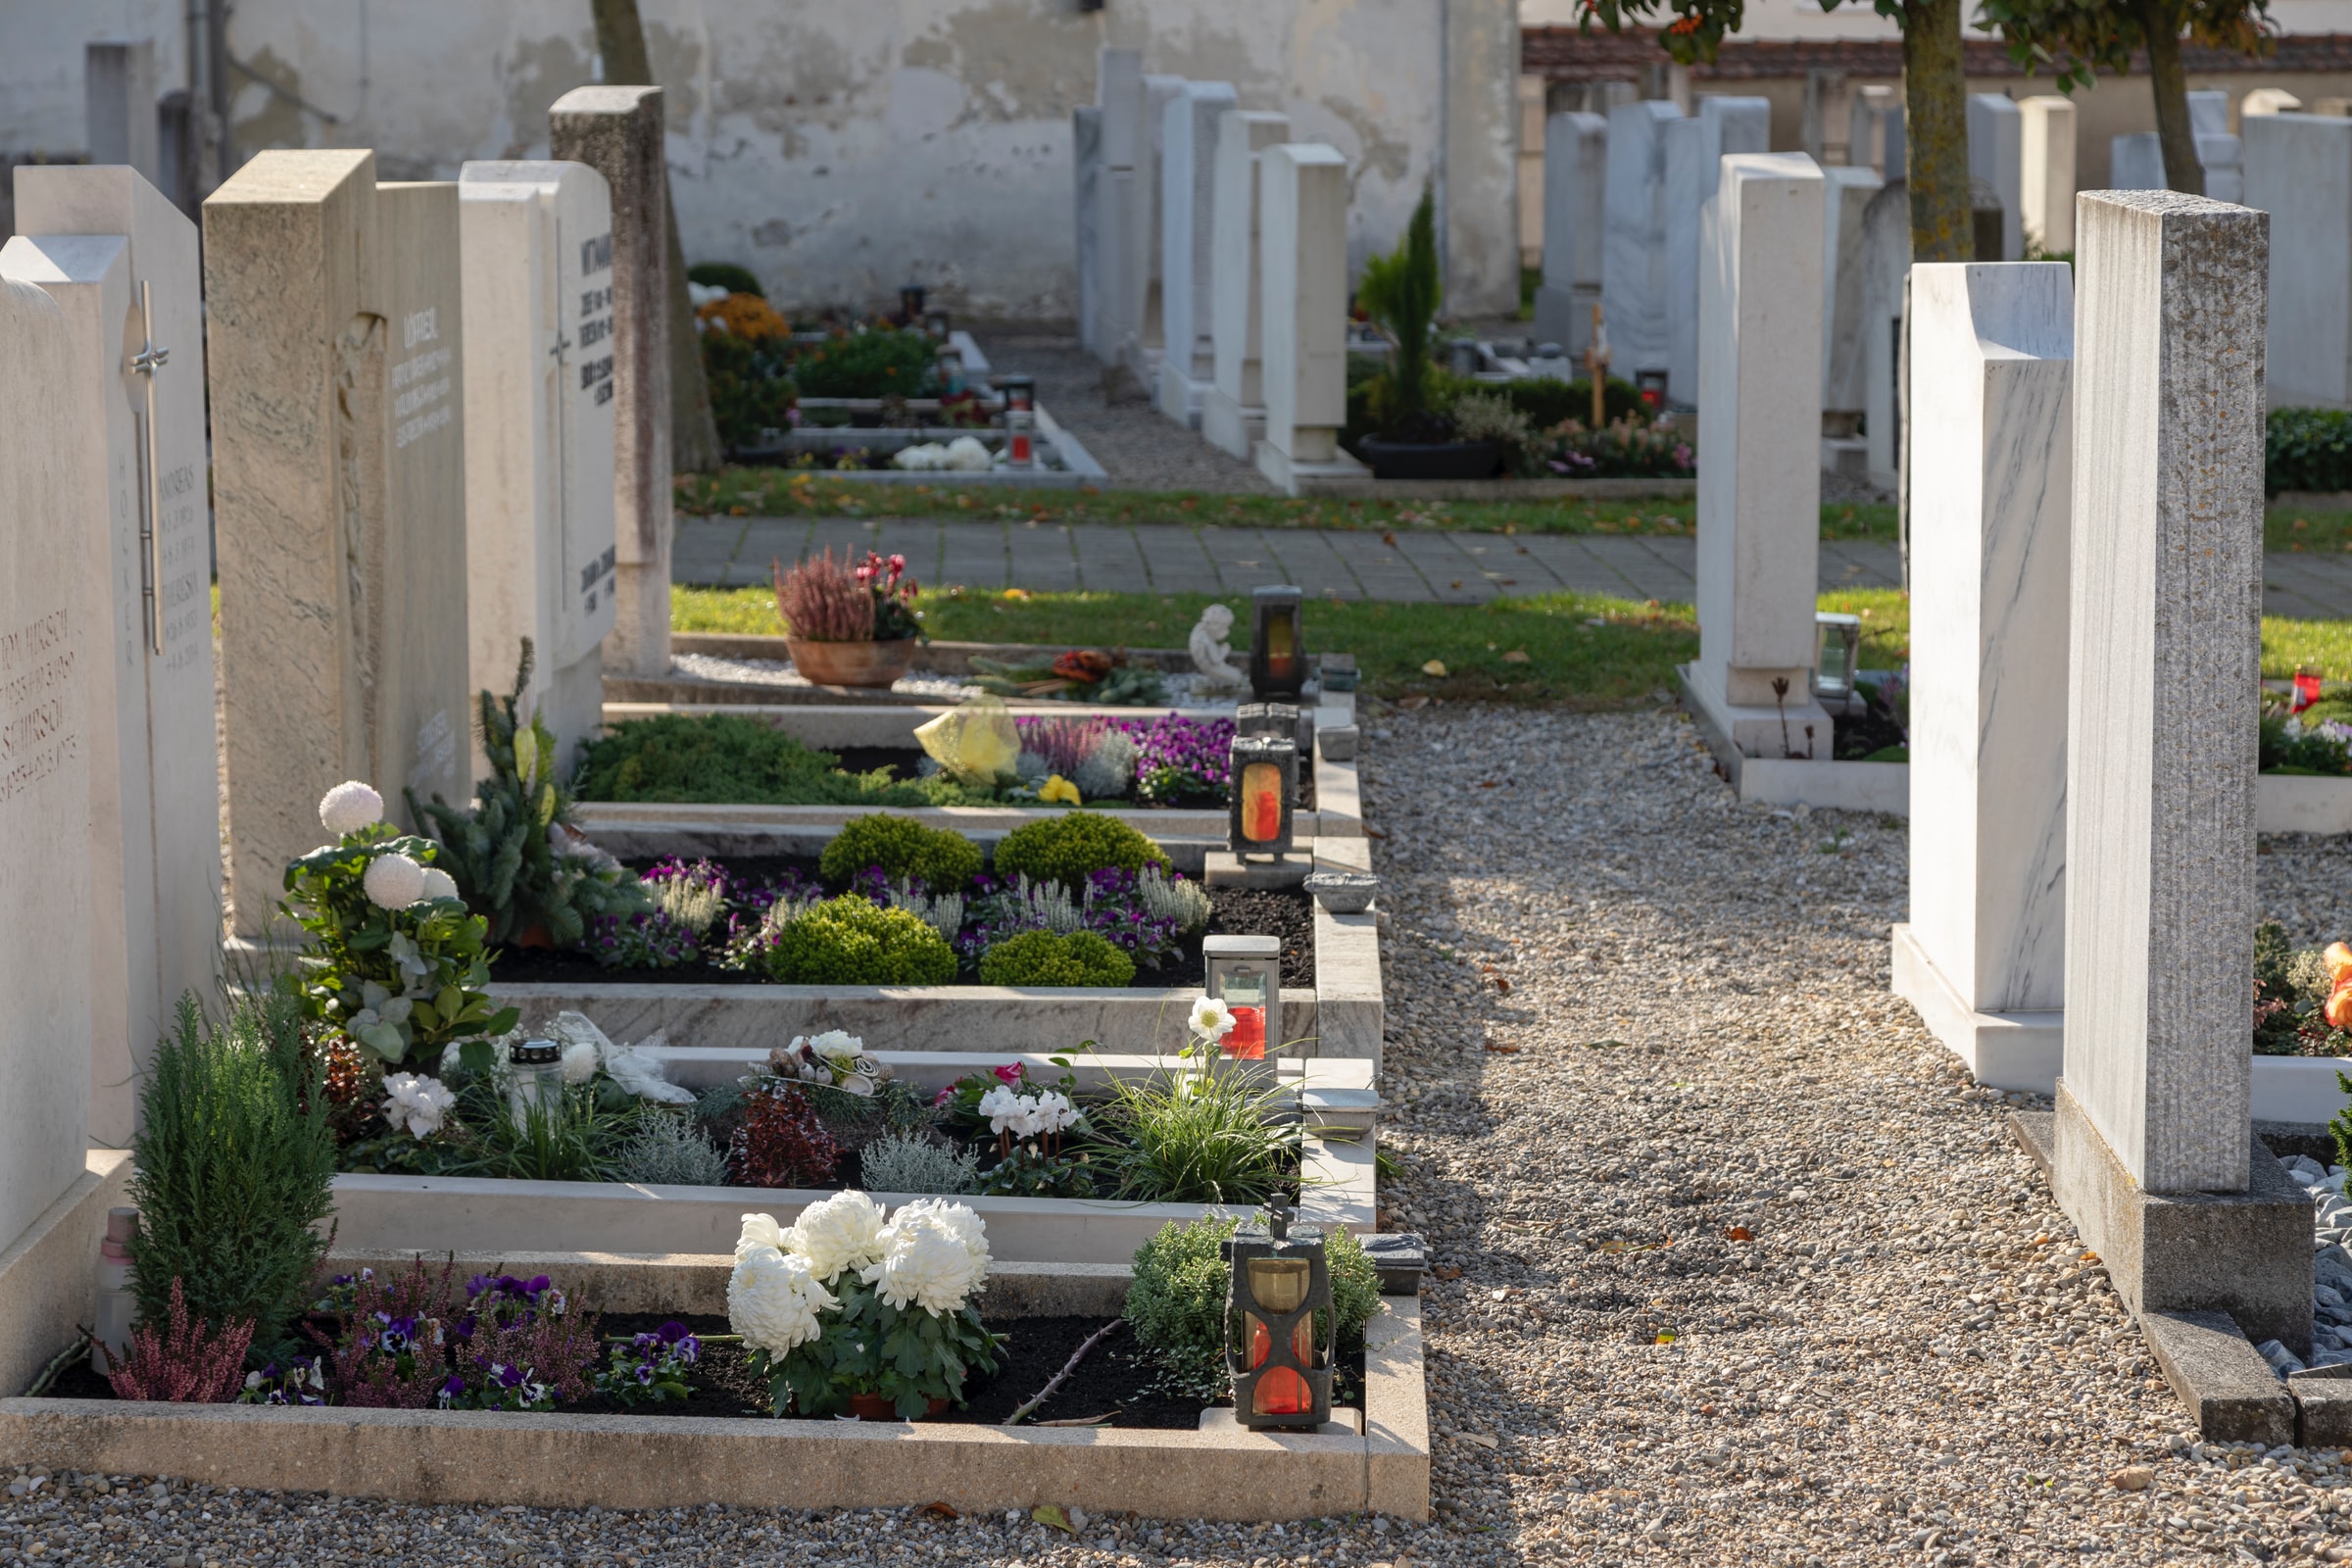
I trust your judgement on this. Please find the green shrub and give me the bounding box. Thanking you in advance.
[992,812,1171,888]
[788,328,940,398]
[127,994,338,1345]
[574,713,989,808]
[977,929,1137,987]
[703,331,799,451]
[818,813,984,892]
[2270,408,2352,497]
[1124,1216,1381,1399]
[1499,373,1651,430]
[760,895,959,985]
[687,262,764,297]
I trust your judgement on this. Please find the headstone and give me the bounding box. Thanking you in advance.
[458,161,621,771]
[2243,88,2303,119]
[1850,85,1904,179]
[550,86,672,682]
[2198,132,2245,204]
[1861,178,1912,491]
[1892,261,2073,1090]
[1681,154,1831,760]
[1822,166,1884,426]
[85,41,159,184]
[2053,190,2297,1353]
[1665,97,1769,408]
[10,166,221,1146]
[1154,80,1239,429]
[2110,133,2166,191]
[1073,107,1102,360]
[1532,111,1608,361]
[1599,100,1682,384]
[2019,97,2078,254]
[1203,110,1292,461]
[2188,90,2231,139]
[2245,113,2352,409]
[203,150,471,939]
[1801,69,1849,167]
[1123,74,1188,386]
[1093,49,1145,369]
[0,274,93,1252]
[1967,94,2024,261]
[1253,144,1363,495]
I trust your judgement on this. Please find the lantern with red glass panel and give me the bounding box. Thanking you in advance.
[1223,1198,1333,1430]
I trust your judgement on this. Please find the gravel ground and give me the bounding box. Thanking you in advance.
[59,700,2352,1564]
[975,327,1275,494]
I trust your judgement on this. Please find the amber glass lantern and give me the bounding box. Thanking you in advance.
[1250,585,1306,698]
[1228,735,1297,858]
[1202,934,1281,1060]
[1224,1198,1332,1430]
[898,283,927,325]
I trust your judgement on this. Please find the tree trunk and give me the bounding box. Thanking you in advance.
[1900,0,1972,264]
[590,0,723,475]
[2136,0,2205,195]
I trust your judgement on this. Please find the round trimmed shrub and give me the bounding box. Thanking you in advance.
[1124,1217,1381,1398]
[976,929,1137,988]
[760,896,958,986]
[991,812,1171,889]
[817,813,983,892]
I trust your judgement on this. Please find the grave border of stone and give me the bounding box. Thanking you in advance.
[2255,775,2352,833]
[730,401,1107,486]
[1676,703,1912,814]
[0,1250,1429,1520]
[1252,472,1696,502]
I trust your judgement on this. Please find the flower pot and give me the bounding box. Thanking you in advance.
[1357,436,1504,481]
[514,923,554,950]
[786,637,919,689]
[847,1393,949,1421]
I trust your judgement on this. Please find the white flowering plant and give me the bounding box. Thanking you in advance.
[771,1030,891,1098]
[279,782,519,1066]
[727,1195,1002,1419]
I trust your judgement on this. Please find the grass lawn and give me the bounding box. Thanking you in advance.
[2270,507,2352,554]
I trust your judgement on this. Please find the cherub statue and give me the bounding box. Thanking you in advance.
[1190,603,1246,690]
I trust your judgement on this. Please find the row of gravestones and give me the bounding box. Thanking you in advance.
[1072,50,1357,491]
[0,84,682,1263]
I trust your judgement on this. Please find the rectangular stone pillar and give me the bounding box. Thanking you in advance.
[1821,166,1884,433]
[2111,133,2166,192]
[10,166,222,1146]
[1890,262,2073,1091]
[1862,179,1911,491]
[459,162,621,776]
[1155,80,1238,428]
[85,41,159,183]
[1598,100,1681,382]
[1666,96,1769,408]
[1680,153,1830,759]
[1253,143,1363,496]
[2020,97,2077,255]
[1093,49,1144,368]
[2245,111,2352,409]
[551,86,671,682]
[1532,111,1606,359]
[1967,94,2025,261]
[1203,111,1291,461]
[1122,74,1189,386]
[1074,107,1102,360]
[1850,85,1905,180]
[203,151,471,938]
[0,274,96,1251]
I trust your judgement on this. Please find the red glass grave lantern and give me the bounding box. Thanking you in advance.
[1202,935,1281,1061]
[1223,1198,1333,1429]
[1228,735,1296,858]
[1250,585,1306,698]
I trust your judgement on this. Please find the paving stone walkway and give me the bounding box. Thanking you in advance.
[678,515,2351,617]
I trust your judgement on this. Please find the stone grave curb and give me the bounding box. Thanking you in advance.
[729,403,1106,485]
[1266,473,1696,503]
[0,1254,1429,1521]
[2257,774,2352,835]
[1673,667,1910,815]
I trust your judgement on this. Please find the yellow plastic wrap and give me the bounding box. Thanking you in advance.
[913,694,1020,786]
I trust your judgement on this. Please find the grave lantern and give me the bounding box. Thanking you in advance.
[998,373,1038,469]
[1237,700,1312,755]
[1223,1197,1333,1429]
[1317,654,1359,694]
[509,1038,565,1122]
[1813,612,1862,706]
[924,307,953,341]
[1228,734,1297,858]
[1250,585,1306,698]
[898,283,927,326]
[1202,934,1282,1060]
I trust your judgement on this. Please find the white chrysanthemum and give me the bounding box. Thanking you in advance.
[735,1211,788,1262]
[363,853,427,910]
[561,1040,600,1085]
[418,866,459,902]
[783,1190,888,1284]
[862,1208,981,1314]
[381,1072,456,1139]
[728,1245,837,1355]
[805,1029,862,1063]
[319,780,383,836]
[1189,995,1237,1042]
[894,1199,990,1289]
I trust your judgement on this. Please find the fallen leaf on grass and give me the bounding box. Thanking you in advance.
[1501,650,1531,663]
[1422,660,1448,676]
[1483,1043,1522,1054]
[1033,1505,1075,1534]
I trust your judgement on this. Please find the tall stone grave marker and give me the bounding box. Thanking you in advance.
[1599,100,1682,384]
[1093,49,1145,368]
[1665,97,1769,408]
[2020,97,2077,254]
[551,86,672,683]
[1203,110,1291,462]
[2246,112,2352,409]
[2111,133,2166,191]
[1121,74,1188,386]
[458,162,620,770]
[0,275,95,1253]
[1680,154,1831,760]
[1860,178,1911,492]
[1074,106,1103,360]
[204,151,471,938]
[1849,85,1904,180]
[85,42,160,184]
[1155,79,1239,429]
[2054,189,2307,1358]
[10,166,221,1144]
[1533,111,1607,359]
[1967,94,2025,261]
[1891,262,2072,1091]
[1254,143,1363,496]
[1821,164,1884,462]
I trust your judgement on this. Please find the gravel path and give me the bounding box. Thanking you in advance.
[979,327,1275,494]
[46,702,2352,1564]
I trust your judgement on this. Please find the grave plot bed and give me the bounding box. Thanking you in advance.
[732,406,1105,486]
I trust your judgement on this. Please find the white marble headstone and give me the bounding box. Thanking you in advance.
[1821,166,1883,417]
[1203,110,1291,462]
[2019,97,2078,255]
[1533,111,1608,360]
[1849,85,1904,180]
[1254,143,1356,490]
[1967,94,2025,261]
[1073,106,1103,360]
[2246,111,2352,409]
[1154,79,1238,427]
[1122,74,1188,383]
[1666,97,1769,408]
[1093,49,1145,368]
[1598,100,1682,382]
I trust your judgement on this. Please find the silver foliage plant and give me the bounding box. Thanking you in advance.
[1138,865,1212,934]
[612,1110,731,1187]
[1072,729,1138,800]
[886,876,965,942]
[858,1130,981,1195]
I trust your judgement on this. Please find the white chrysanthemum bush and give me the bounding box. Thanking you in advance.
[727,1192,1002,1419]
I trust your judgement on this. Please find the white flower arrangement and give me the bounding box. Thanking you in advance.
[861,1202,990,1314]
[728,1241,839,1356]
[363,852,427,911]
[782,1191,888,1284]
[318,780,384,837]
[976,1085,1083,1141]
[381,1072,456,1139]
[776,1030,890,1098]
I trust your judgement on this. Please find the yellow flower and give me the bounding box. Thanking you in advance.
[1039,775,1082,806]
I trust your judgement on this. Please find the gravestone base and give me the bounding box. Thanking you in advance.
[1202,388,1265,461]
[1254,440,1368,498]
[2045,1079,2313,1359]
[1154,360,1210,430]
[1677,660,1834,761]
[1203,850,1312,890]
[1820,436,1869,477]
[1888,923,2063,1091]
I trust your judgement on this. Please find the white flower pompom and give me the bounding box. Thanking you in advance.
[735,1211,788,1262]
[560,1040,600,1085]
[782,1190,888,1284]
[862,1205,983,1314]
[381,1072,456,1139]
[894,1199,990,1290]
[319,780,384,836]
[728,1245,837,1355]
[418,866,459,902]
[363,853,428,910]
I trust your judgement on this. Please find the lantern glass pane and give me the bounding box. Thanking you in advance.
[1240,761,1283,842]
[1262,612,1299,684]
[1248,1256,1311,1313]
[1246,1313,1316,1414]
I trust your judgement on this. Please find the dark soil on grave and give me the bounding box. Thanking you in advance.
[45,1315,1365,1431]
[825,746,1315,812]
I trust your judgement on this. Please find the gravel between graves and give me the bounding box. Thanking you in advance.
[51,700,2352,1564]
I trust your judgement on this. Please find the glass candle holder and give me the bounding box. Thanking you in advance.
[1203,935,1281,1061]
[508,1038,564,1125]
[1250,585,1306,698]
[1245,1256,1315,1415]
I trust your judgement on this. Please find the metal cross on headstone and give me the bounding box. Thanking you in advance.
[128,279,169,655]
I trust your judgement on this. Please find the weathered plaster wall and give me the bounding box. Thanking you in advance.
[0,0,1520,315]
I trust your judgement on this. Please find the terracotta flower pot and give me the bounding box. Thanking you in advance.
[787,637,919,689]
[513,922,554,950]
[847,1392,949,1421]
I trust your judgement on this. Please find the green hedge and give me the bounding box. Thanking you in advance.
[2271,408,2352,498]
[575,714,987,808]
